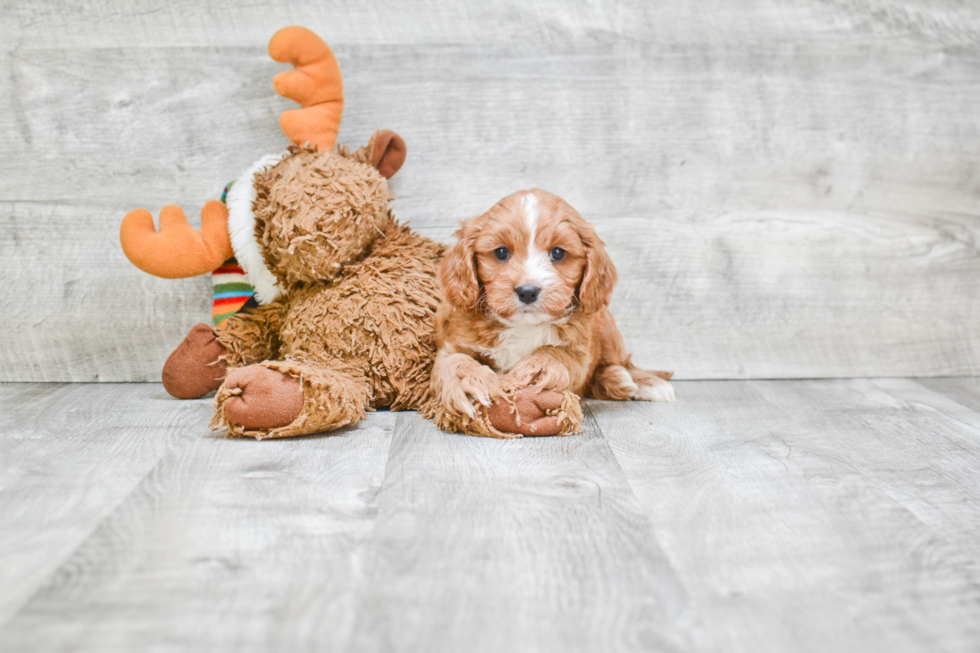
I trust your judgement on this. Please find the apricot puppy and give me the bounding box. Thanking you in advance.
[432,189,674,437]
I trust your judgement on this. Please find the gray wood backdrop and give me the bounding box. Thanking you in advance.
[3,0,980,382]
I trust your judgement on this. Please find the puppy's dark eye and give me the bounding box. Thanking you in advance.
[494,247,510,261]
[550,247,566,262]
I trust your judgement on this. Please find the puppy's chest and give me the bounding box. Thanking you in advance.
[478,324,564,372]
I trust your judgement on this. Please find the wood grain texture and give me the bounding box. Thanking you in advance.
[0,383,210,627]
[5,42,980,213]
[4,379,980,651]
[1,202,212,382]
[344,411,706,653]
[589,379,980,653]
[754,378,980,567]
[7,0,978,50]
[0,395,396,652]
[6,204,980,381]
[917,377,980,414]
[4,2,980,381]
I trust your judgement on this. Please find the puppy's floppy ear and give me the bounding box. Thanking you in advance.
[439,221,480,311]
[576,220,617,314]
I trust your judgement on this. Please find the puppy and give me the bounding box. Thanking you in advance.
[433,189,674,432]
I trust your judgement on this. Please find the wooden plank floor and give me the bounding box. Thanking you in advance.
[2,379,979,652]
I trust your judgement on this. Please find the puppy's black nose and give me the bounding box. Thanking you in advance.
[515,285,541,304]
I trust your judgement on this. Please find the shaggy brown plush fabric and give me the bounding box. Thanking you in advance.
[252,145,395,286]
[208,141,447,439]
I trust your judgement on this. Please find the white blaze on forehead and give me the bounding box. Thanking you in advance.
[518,192,557,288]
[521,192,539,237]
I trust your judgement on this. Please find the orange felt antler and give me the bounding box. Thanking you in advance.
[120,201,234,278]
[269,26,344,151]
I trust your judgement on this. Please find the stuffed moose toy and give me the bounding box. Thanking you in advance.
[119,26,583,439]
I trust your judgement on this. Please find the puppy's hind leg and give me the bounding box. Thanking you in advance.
[588,365,639,400]
[628,366,677,402]
[589,364,676,402]
[590,309,676,402]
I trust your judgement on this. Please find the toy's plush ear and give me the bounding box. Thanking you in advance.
[368,130,407,179]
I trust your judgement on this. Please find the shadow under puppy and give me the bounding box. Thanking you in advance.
[429,188,675,438]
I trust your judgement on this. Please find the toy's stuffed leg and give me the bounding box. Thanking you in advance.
[162,323,227,399]
[487,386,584,436]
[211,359,372,439]
[429,386,583,438]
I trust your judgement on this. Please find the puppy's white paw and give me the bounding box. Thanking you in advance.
[637,380,676,402]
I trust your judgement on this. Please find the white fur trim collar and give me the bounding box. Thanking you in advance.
[226,153,287,305]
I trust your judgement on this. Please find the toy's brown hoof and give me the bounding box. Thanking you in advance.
[162,323,227,399]
[222,366,304,430]
[488,387,566,436]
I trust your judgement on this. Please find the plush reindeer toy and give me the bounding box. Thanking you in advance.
[121,26,571,439]
[120,27,443,439]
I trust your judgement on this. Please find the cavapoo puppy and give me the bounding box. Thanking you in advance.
[432,188,674,436]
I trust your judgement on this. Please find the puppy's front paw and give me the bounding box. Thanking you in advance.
[440,365,500,419]
[505,354,570,392]
[636,377,677,402]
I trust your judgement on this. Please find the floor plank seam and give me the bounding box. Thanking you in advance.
[0,425,198,633]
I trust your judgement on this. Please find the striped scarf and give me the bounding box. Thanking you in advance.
[212,182,258,327]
